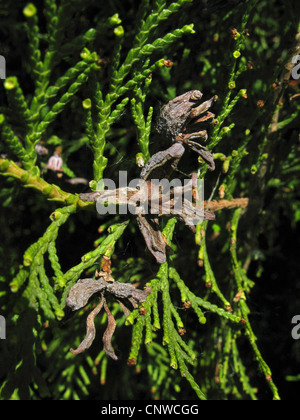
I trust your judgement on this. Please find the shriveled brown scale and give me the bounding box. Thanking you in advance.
[156,90,218,171]
[70,295,105,355]
[67,277,151,359]
[66,277,151,311]
[103,301,118,361]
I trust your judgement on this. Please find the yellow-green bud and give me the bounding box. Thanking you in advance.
[223,159,230,173]
[82,98,92,109]
[23,3,37,18]
[108,13,122,26]
[4,77,17,90]
[251,165,258,175]
[80,48,90,60]
[114,25,124,38]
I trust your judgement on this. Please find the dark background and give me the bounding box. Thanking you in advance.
[0,0,300,400]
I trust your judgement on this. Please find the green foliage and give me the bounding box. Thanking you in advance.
[0,0,299,401]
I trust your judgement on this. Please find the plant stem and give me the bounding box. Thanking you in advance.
[0,158,92,209]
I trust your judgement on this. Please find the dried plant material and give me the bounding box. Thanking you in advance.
[136,214,169,264]
[67,278,105,311]
[46,151,63,172]
[140,143,185,181]
[65,177,89,185]
[103,301,118,360]
[101,256,112,274]
[117,300,132,317]
[80,180,216,264]
[156,90,217,170]
[35,142,49,156]
[79,91,218,264]
[66,277,151,311]
[67,278,151,359]
[204,198,249,212]
[70,296,105,355]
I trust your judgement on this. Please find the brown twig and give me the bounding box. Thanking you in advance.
[204,198,249,212]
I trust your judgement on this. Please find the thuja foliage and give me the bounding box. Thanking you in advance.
[0,0,299,400]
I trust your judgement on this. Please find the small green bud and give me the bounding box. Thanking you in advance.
[80,48,91,60]
[163,336,170,345]
[23,3,37,18]
[213,153,226,161]
[251,165,258,175]
[108,13,122,26]
[232,150,239,157]
[222,159,230,173]
[82,98,92,109]
[89,180,98,191]
[174,385,181,393]
[4,77,18,90]
[23,254,33,267]
[0,159,10,172]
[82,253,92,263]
[221,126,230,134]
[239,89,247,96]
[157,58,165,68]
[10,280,19,293]
[50,210,63,222]
[212,224,221,233]
[85,28,96,42]
[233,50,241,59]
[114,25,124,38]
[185,24,196,34]
[228,81,236,89]
[245,129,251,136]
[0,114,5,125]
[125,312,136,326]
